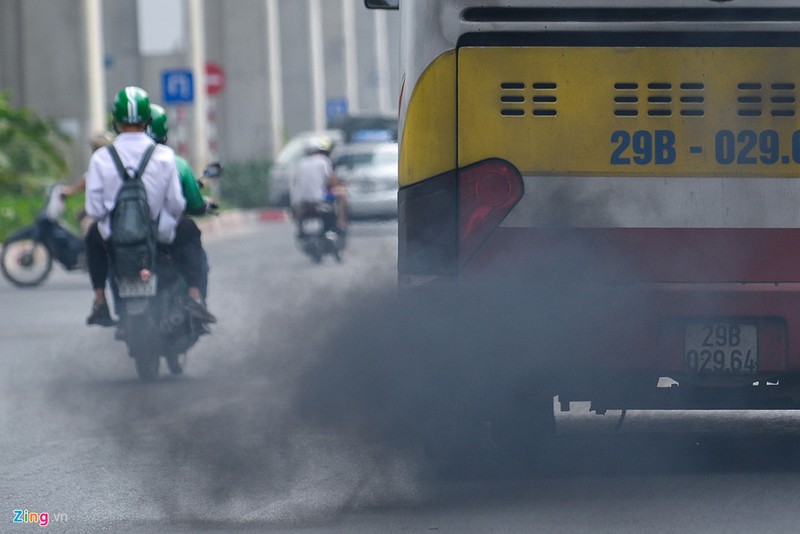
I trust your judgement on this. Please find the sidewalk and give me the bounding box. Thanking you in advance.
[0,208,290,254]
[195,208,289,240]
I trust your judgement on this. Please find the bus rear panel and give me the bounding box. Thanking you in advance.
[397,2,800,411]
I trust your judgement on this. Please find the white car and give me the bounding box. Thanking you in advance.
[333,142,398,219]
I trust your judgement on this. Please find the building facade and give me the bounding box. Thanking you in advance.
[0,0,400,180]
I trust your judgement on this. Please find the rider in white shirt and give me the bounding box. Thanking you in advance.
[86,129,184,244]
[85,86,215,326]
[290,138,334,207]
[290,137,347,236]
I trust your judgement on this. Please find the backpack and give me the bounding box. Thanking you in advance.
[107,144,158,278]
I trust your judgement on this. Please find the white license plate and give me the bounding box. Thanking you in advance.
[117,275,157,298]
[302,218,324,234]
[684,323,758,374]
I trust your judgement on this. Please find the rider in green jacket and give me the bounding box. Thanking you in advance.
[149,104,215,309]
[175,155,207,216]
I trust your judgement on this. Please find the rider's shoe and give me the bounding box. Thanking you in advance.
[87,301,115,327]
[186,297,217,324]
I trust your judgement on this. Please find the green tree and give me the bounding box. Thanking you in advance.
[0,91,70,194]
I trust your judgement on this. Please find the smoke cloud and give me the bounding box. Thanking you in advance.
[46,238,800,528]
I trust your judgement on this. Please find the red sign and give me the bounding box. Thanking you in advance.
[206,62,226,96]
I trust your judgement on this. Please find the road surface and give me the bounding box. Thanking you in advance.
[4,216,800,533]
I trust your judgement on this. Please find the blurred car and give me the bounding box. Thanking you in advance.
[268,129,343,206]
[333,142,399,219]
[327,114,398,144]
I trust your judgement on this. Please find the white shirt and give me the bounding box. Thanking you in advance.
[291,153,332,206]
[86,132,186,243]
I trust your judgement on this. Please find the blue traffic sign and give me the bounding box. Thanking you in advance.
[326,97,349,121]
[162,69,194,104]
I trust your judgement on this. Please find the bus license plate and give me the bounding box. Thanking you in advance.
[117,275,157,298]
[684,323,758,374]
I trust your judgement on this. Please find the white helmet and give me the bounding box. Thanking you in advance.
[305,136,333,155]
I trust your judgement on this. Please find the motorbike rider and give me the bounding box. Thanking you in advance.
[63,131,116,199]
[148,103,213,302]
[62,132,115,240]
[84,86,214,327]
[290,136,346,236]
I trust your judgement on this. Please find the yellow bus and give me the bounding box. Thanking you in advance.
[368,0,800,440]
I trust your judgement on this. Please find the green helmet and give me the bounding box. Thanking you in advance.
[148,104,168,143]
[111,86,151,126]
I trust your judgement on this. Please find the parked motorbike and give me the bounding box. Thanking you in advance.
[296,201,345,263]
[115,162,223,381]
[1,184,86,287]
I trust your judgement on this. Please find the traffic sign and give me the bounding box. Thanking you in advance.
[206,62,226,96]
[162,69,194,104]
[326,97,349,121]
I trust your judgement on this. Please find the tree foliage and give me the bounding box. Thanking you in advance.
[220,159,272,208]
[0,92,70,194]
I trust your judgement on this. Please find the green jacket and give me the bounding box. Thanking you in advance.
[176,155,206,216]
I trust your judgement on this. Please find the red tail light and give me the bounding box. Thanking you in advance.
[459,159,524,266]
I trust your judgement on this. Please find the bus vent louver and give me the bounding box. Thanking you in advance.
[737,82,796,118]
[613,81,707,118]
[679,83,705,117]
[532,82,557,116]
[499,82,557,117]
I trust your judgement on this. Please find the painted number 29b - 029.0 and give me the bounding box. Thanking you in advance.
[611,128,800,166]
[610,130,676,165]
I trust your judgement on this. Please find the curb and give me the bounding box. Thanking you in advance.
[258,208,290,222]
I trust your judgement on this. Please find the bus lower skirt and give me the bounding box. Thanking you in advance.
[566,382,800,413]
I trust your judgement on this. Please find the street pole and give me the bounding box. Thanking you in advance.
[83,0,106,136]
[308,0,326,131]
[188,0,208,170]
[342,0,359,114]
[374,8,391,115]
[266,0,285,156]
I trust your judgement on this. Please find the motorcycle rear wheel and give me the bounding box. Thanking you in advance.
[166,353,186,375]
[305,238,323,263]
[134,355,160,382]
[126,314,160,381]
[1,238,53,287]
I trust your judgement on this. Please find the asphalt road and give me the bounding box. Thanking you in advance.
[5,216,800,533]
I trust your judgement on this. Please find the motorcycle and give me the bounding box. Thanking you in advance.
[1,184,87,287]
[296,201,345,263]
[116,245,207,381]
[112,162,223,381]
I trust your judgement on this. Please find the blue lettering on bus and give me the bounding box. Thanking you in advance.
[610,129,676,165]
[611,129,800,166]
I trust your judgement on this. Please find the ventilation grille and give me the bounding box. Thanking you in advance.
[498,81,799,118]
[611,81,797,118]
[499,82,558,117]
[736,82,796,117]
[612,82,706,117]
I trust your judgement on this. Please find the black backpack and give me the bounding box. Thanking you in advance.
[107,144,158,278]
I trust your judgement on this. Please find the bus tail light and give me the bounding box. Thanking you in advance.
[398,170,458,276]
[459,159,524,266]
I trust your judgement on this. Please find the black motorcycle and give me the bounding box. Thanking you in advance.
[116,247,204,380]
[296,201,345,264]
[115,162,223,381]
[1,184,86,287]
